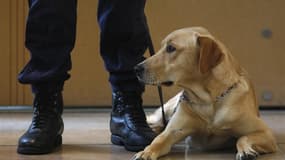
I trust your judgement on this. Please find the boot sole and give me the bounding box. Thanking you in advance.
[111,134,146,152]
[17,135,62,155]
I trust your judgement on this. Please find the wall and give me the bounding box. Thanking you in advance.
[0,0,284,107]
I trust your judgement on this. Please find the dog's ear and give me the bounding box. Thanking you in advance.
[197,36,224,74]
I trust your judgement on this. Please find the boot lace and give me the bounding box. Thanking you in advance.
[116,95,150,129]
[31,95,57,129]
[127,107,150,129]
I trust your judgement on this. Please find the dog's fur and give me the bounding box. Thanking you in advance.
[133,27,277,160]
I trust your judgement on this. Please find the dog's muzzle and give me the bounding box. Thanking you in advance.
[134,64,174,86]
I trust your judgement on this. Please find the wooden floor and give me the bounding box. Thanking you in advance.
[0,110,285,160]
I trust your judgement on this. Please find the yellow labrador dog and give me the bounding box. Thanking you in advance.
[133,27,277,160]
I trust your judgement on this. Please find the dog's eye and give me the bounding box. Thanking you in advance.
[166,45,176,53]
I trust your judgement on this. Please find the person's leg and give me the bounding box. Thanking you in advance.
[98,0,156,152]
[98,0,148,92]
[17,0,77,154]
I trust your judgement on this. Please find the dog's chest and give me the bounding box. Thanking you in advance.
[191,104,232,134]
[192,104,214,121]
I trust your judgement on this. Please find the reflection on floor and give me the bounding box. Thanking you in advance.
[0,110,284,160]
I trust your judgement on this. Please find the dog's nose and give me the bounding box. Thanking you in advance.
[134,64,145,73]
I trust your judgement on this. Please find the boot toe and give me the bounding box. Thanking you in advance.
[18,132,48,148]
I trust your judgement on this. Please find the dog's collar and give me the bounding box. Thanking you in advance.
[215,83,238,102]
[180,83,238,105]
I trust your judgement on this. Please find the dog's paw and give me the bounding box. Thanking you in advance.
[131,150,159,160]
[148,123,164,134]
[147,115,164,134]
[236,151,258,160]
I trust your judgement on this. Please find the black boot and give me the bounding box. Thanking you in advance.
[110,91,156,152]
[17,92,64,154]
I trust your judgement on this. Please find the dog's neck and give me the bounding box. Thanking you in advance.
[181,82,238,106]
[180,59,241,105]
[181,83,212,104]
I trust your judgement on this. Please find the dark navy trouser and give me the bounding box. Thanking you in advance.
[18,0,148,93]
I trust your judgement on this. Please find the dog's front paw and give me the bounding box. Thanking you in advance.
[147,112,164,134]
[131,148,159,160]
[236,151,258,160]
[236,142,259,160]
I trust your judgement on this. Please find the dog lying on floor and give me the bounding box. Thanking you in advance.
[133,27,277,160]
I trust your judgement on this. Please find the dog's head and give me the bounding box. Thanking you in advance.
[135,27,225,87]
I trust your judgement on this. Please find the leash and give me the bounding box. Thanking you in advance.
[146,26,167,130]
